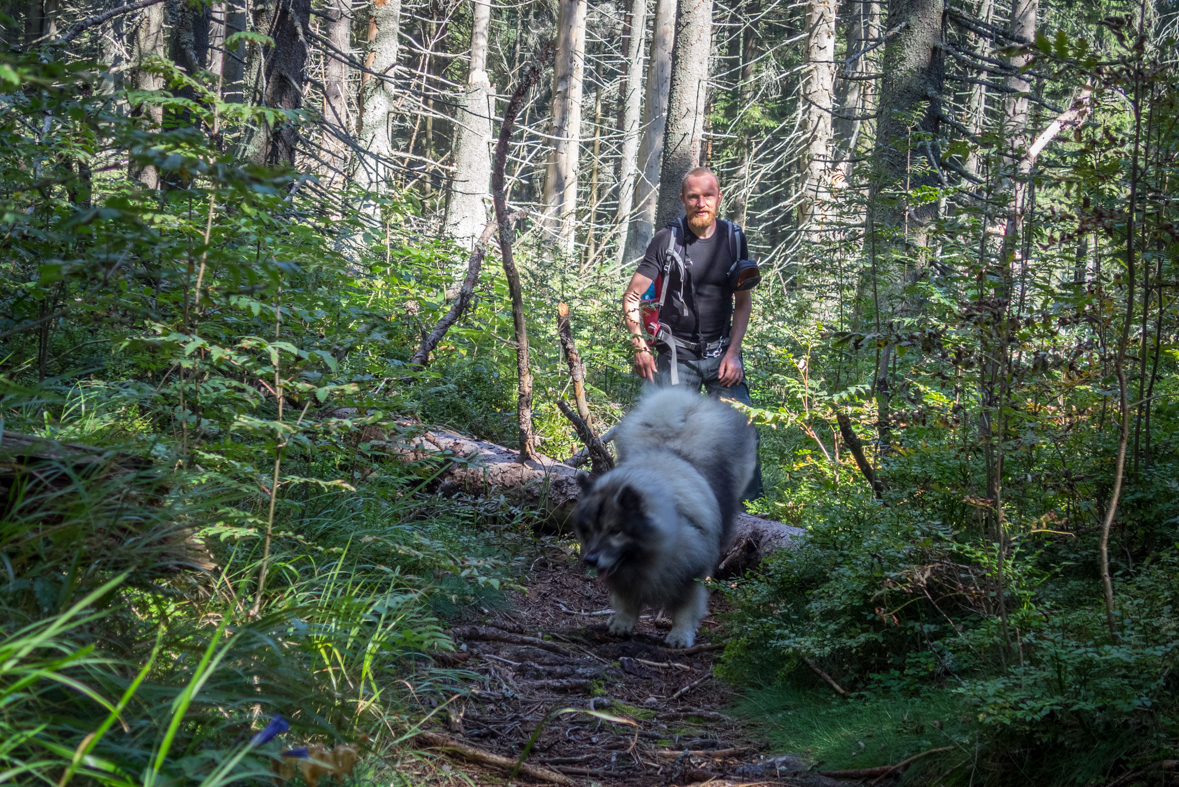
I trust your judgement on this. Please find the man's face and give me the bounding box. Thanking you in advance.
[680,173,722,234]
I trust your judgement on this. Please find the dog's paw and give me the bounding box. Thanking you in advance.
[607,615,636,636]
[664,628,697,649]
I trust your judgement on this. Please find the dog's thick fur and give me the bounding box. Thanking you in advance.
[573,387,757,647]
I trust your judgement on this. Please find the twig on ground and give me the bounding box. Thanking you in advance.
[557,601,613,616]
[415,731,575,785]
[451,625,571,656]
[521,678,592,691]
[654,746,754,759]
[664,643,725,656]
[658,709,733,722]
[1106,760,1179,787]
[670,673,713,700]
[867,749,957,782]
[635,658,693,671]
[803,656,851,699]
[820,747,954,782]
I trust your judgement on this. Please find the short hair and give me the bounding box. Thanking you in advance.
[680,167,720,194]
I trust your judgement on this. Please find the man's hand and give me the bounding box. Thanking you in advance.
[633,347,657,382]
[718,350,743,387]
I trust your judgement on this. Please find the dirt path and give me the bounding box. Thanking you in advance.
[421,539,844,787]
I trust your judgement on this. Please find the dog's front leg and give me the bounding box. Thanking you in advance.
[607,590,640,636]
[665,584,708,648]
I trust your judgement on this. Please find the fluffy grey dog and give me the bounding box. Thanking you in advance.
[573,387,757,647]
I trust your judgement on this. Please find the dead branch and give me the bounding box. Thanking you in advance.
[557,302,590,421]
[557,400,614,475]
[565,424,618,467]
[415,732,576,785]
[818,747,954,782]
[409,219,497,368]
[451,625,572,656]
[867,747,956,786]
[657,709,733,722]
[493,59,545,461]
[837,412,884,499]
[53,0,166,45]
[654,746,755,759]
[1107,760,1179,787]
[669,674,713,700]
[803,656,852,699]
[663,643,726,656]
[521,678,592,691]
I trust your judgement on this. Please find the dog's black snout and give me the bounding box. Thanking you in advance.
[583,551,599,568]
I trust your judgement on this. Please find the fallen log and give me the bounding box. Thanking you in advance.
[340,412,804,558]
[415,731,575,785]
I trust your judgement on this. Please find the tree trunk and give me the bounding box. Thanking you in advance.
[128,0,166,189]
[215,0,247,103]
[728,0,759,228]
[250,0,312,166]
[445,0,494,249]
[613,0,649,268]
[356,0,401,204]
[582,72,605,271]
[623,0,675,263]
[832,0,879,183]
[541,0,589,258]
[865,0,944,449]
[962,0,994,178]
[655,0,713,229]
[870,0,943,235]
[322,0,352,191]
[797,0,837,239]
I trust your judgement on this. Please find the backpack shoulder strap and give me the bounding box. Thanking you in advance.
[725,219,746,260]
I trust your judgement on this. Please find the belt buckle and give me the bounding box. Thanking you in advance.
[704,341,725,359]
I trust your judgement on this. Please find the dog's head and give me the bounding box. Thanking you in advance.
[572,473,651,578]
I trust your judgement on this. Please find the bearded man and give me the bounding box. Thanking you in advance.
[621,167,765,501]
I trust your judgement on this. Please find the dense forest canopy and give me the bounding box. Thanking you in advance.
[1,0,1178,783]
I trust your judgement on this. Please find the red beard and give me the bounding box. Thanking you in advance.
[686,210,714,232]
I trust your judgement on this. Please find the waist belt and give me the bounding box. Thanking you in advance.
[651,325,731,386]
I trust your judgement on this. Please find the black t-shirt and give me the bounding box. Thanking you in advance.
[636,220,748,353]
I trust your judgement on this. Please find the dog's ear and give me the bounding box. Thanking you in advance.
[614,484,642,511]
[575,472,595,494]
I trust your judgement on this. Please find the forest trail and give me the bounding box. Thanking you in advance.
[422,538,843,787]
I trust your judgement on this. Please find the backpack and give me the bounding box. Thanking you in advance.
[639,217,744,347]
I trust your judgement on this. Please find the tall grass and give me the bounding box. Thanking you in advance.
[0,383,518,785]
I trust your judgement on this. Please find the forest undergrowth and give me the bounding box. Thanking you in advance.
[2,16,1179,787]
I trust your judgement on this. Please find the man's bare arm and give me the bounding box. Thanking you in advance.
[623,271,657,381]
[729,290,752,354]
[719,290,752,386]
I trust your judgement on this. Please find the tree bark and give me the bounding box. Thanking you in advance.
[444,0,494,249]
[322,0,352,191]
[541,0,589,258]
[128,0,166,189]
[655,0,713,229]
[797,0,837,238]
[356,0,401,204]
[623,0,675,263]
[613,0,649,268]
[250,0,312,166]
